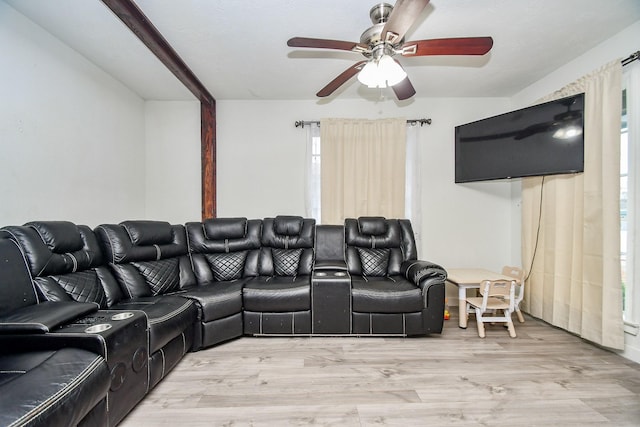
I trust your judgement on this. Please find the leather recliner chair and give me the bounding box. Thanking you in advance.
[242,216,315,335]
[0,233,111,427]
[94,220,198,388]
[184,217,262,348]
[345,217,446,335]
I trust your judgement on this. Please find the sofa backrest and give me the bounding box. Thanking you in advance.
[344,217,418,277]
[259,216,315,277]
[314,224,346,270]
[186,217,262,283]
[95,220,196,298]
[1,221,123,308]
[0,233,39,316]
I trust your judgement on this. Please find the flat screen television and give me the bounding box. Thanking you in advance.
[455,93,585,183]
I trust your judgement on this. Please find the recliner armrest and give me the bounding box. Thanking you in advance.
[313,260,348,271]
[402,260,448,289]
[0,301,99,334]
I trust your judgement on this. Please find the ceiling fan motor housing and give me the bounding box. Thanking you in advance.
[369,3,393,24]
[361,3,402,58]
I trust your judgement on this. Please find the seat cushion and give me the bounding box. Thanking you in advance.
[0,348,109,427]
[351,276,423,313]
[178,281,244,322]
[111,295,196,353]
[243,276,311,312]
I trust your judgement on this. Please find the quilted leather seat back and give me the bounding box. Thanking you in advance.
[186,217,261,283]
[0,234,39,315]
[259,216,315,277]
[1,221,123,308]
[345,217,417,277]
[95,221,196,298]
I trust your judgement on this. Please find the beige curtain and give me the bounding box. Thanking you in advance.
[522,59,624,349]
[320,118,406,224]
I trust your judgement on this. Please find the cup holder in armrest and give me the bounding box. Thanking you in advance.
[111,312,134,321]
[85,323,112,334]
[314,271,348,278]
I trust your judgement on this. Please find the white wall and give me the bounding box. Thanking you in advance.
[0,2,147,227]
[508,20,640,364]
[144,101,201,223]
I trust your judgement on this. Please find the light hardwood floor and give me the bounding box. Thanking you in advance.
[120,313,640,426]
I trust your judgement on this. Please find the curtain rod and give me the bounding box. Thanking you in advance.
[294,118,432,128]
[622,50,639,67]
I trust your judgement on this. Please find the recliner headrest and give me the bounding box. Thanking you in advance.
[26,221,84,253]
[358,217,388,236]
[273,216,303,236]
[204,218,247,240]
[122,220,173,246]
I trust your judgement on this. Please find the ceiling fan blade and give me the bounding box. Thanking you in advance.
[381,0,430,44]
[401,37,494,56]
[317,61,367,97]
[392,76,416,100]
[287,37,367,52]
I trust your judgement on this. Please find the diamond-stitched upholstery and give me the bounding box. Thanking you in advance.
[259,217,315,277]
[186,218,261,285]
[272,248,302,276]
[1,222,121,308]
[345,217,405,276]
[94,221,196,298]
[38,271,108,307]
[357,247,390,277]
[131,258,180,296]
[205,251,247,281]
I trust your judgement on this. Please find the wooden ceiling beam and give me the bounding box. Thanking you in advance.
[101,0,216,219]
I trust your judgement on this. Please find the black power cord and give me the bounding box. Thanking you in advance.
[524,175,545,282]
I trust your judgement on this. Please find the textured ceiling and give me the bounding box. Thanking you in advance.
[6,0,640,101]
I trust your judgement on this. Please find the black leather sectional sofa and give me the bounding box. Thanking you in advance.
[0,216,446,426]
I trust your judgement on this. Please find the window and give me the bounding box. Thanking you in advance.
[621,60,640,329]
[305,121,421,242]
[621,88,630,320]
[308,128,321,222]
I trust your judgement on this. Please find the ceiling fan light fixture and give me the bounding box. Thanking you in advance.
[357,55,407,88]
[378,55,406,86]
[357,60,385,88]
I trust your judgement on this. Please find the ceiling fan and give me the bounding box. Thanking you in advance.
[287,0,493,100]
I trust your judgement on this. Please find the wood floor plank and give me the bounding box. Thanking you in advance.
[119,313,640,426]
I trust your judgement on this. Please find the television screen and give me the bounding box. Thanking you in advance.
[455,93,585,183]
